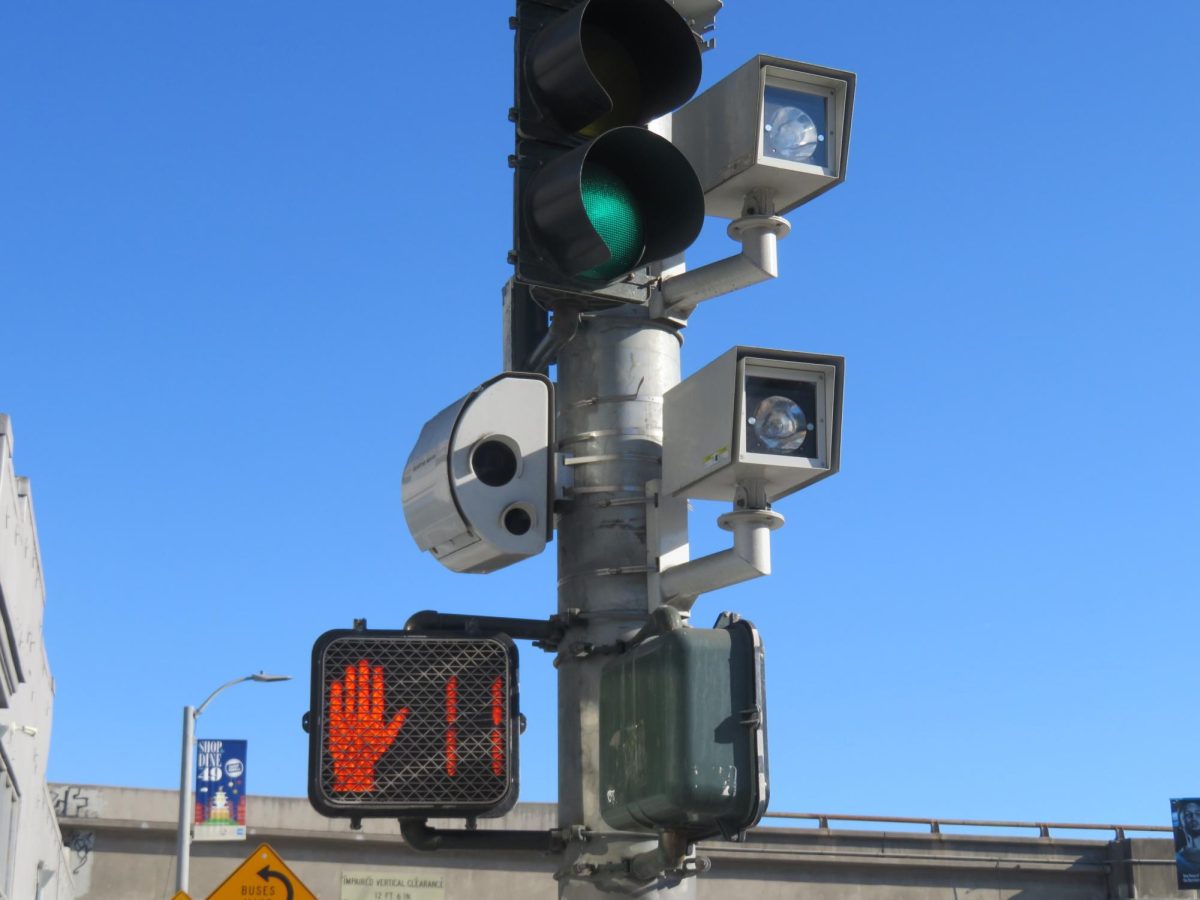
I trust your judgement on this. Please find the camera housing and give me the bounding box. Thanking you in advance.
[402,373,554,574]
[663,346,843,503]
[668,56,855,219]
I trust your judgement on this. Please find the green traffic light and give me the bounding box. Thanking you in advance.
[578,162,643,281]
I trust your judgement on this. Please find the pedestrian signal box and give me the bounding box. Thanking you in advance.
[599,616,768,841]
[306,628,519,819]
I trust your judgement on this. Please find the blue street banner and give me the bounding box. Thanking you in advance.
[1171,798,1200,890]
[194,739,247,841]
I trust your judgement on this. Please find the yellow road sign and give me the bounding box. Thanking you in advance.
[207,843,316,900]
[170,893,192,900]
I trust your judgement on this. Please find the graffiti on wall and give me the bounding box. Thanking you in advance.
[51,784,99,819]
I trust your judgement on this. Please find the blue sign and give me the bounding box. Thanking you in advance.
[1172,798,1200,890]
[194,738,247,841]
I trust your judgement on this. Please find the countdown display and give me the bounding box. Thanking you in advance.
[307,628,519,819]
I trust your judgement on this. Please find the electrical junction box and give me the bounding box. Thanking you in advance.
[598,615,768,841]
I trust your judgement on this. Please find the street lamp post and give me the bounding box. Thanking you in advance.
[175,672,291,894]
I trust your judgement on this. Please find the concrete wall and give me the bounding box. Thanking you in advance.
[0,415,75,900]
[703,826,1186,900]
[54,783,1195,899]
[54,784,558,899]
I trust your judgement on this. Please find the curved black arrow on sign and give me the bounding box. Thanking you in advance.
[257,865,294,900]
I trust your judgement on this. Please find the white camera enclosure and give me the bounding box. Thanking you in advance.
[663,347,843,503]
[669,55,854,219]
[402,373,553,574]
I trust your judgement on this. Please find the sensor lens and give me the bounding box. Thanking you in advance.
[765,107,818,162]
[744,374,819,458]
[472,440,518,487]
[749,396,809,452]
[762,85,828,168]
[503,507,533,536]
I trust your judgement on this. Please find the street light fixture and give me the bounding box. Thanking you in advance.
[175,671,291,894]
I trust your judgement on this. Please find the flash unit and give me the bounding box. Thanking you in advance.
[663,346,844,504]
[669,56,855,219]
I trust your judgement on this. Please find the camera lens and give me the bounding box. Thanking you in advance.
[750,395,808,452]
[503,507,533,536]
[472,440,518,487]
[744,374,818,457]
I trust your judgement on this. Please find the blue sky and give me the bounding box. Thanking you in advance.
[3,0,1198,831]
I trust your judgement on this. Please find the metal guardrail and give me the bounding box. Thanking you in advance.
[762,811,1172,841]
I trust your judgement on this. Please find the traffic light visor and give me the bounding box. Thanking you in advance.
[524,127,704,285]
[524,0,701,136]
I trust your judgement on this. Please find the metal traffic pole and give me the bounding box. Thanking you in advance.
[176,704,198,894]
[553,307,695,898]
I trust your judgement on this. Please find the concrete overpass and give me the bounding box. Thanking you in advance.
[52,784,1190,898]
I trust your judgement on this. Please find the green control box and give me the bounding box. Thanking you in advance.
[598,615,768,841]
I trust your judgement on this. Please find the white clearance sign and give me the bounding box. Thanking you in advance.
[340,870,446,900]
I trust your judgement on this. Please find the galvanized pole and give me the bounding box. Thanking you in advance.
[175,705,196,894]
[554,307,695,898]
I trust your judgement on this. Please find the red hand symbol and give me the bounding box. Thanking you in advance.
[328,659,408,792]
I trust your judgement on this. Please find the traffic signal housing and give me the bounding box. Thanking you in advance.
[307,628,520,819]
[513,0,706,302]
[599,615,768,841]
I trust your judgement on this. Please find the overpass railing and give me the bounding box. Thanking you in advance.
[762,811,1171,841]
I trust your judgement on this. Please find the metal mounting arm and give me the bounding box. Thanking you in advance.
[627,830,711,884]
[659,503,784,611]
[403,609,577,651]
[400,817,571,854]
[651,214,791,320]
